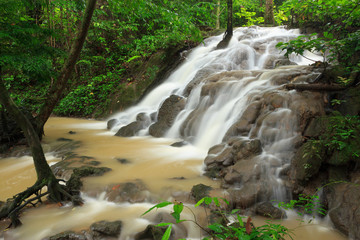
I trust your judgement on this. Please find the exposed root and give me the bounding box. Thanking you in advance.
[0,177,78,228]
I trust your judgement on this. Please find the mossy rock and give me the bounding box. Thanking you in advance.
[66,166,112,193]
[191,184,212,202]
[90,220,122,239]
[48,231,86,240]
[134,224,168,240]
[292,141,325,184]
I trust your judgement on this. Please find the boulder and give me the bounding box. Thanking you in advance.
[255,202,286,219]
[134,224,168,240]
[47,231,87,240]
[90,220,122,240]
[289,142,325,184]
[115,113,151,137]
[228,183,264,208]
[224,101,262,140]
[106,180,149,203]
[327,179,360,239]
[191,184,213,202]
[66,166,112,194]
[149,95,186,137]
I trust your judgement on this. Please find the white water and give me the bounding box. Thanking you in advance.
[110,26,320,144]
[109,26,324,201]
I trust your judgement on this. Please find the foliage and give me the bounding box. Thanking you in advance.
[143,197,294,240]
[278,194,327,218]
[303,114,360,166]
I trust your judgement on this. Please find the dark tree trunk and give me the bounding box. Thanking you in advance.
[264,0,275,25]
[36,0,97,132]
[217,0,233,49]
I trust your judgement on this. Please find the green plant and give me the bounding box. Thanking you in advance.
[278,194,327,219]
[142,197,293,240]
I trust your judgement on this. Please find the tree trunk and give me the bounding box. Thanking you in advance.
[36,0,97,132]
[225,0,233,39]
[0,78,54,181]
[216,0,220,29]
[217,0,233,49]
[264,0,275,25]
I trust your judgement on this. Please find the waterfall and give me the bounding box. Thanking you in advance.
[109,26,323,202]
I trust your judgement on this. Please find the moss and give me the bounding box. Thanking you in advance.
[191,184,213,202]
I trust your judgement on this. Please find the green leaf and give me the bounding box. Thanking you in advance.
[162,224,172,240]
[142,201,173,216]
[194,198,205,207]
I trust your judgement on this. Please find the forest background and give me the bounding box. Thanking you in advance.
[1,0,358,120]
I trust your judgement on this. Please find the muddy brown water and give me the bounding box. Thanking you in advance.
[0,117,347,240]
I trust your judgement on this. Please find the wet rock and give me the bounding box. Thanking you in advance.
[327,179,360,239]
[90,220,122,240]
[170,141,188,147]
[134,224,169,240]
[47,231,87,240]
[66,166,112,194]
[204,147,234,167]
[224,101,262,140]
[68,131,76,134]
[274,58,296,67]
[289,91,325,133]
[106,180,149,203]
[149,95,186,137]
[115,113,151,137]
[191,184,213,202]
[116,158,131,164]
[228,183,264,208]
[255,202,286,219]
[107,119,119,130]
[290,142,325,184]
[223,158,261,185]
[232,139,262,162]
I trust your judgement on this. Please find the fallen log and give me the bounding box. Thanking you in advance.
[284,83,347,92]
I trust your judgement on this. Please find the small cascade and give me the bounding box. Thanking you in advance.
[109,26,324,203]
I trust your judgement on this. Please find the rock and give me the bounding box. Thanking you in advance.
[134,224,169,240]
[115,113,151,137]
[327,180,360,239]
[255,202,286,219]
[170,141,188,147]
[149,95,186,137]
[224,101,262,140]
[106,180,149,203]
[107,119,119,130]
[66,166,112,194]
[116,158,131,164]
[47,231,87,240]
[289,142,325,184]
[223,158,261,185]
[191,184,213,202]
[228,183,264,208]
[90,220,122,239]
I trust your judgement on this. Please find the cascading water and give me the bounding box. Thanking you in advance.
[109,26,323,202]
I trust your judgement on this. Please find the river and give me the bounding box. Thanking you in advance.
[0,117,346,240]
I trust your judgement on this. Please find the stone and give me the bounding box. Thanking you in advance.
[47,231,87,240]
[107,119,119,130]
[134,224,169,240]
[228,183,263,208]
[191,184,212,202]
[290,142,325,184]
[106,180,149,203]
[149,95,186,137]
[115,113,151,137]
[90,220,122,239]
[255,202,286,219]
[327,180,360,239]
[66,166,112,194]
